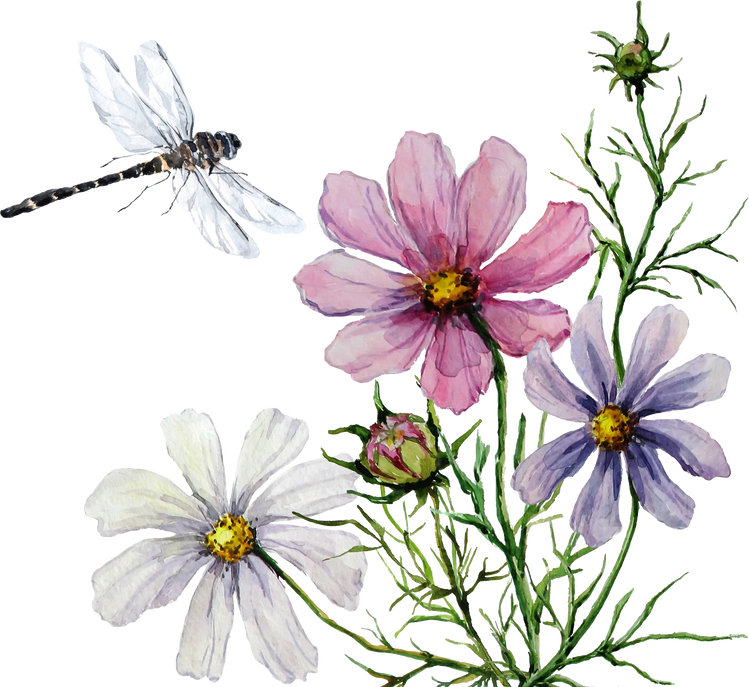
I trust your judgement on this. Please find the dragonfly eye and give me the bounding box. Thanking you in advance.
[216,131,240,160]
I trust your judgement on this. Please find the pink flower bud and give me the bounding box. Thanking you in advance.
[363,414,438,484]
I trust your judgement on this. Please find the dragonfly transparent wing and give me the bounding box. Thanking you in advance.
[79,42,180,152]
[208,164,306,235]
[173,169,260,258]
[134,41,194,141]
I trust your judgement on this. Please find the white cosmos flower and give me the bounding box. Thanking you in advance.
[85,408,367,683]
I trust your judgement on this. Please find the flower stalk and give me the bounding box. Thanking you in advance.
[467,309,541,673]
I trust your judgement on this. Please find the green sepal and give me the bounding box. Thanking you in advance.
[634,1,648,45]
[317,446,380,485]
[609,75,622,95]
[327,422,372,444]
[590,29,622,50]
[651,31,671,60]
[373,380,394,422]
[425,396,442,447]
[346,489,406,503]
[410,487,429,517]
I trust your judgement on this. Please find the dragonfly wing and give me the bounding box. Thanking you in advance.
[134,41,194,141]
[173,169,260,258]
[208,164,306,234]
[79,42,179,152]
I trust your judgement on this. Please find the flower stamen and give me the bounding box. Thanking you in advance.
[204,514,255,563]
[591,404,637,452]
[420,268,480,315]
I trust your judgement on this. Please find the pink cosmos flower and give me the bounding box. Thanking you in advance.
[295,132,595,413]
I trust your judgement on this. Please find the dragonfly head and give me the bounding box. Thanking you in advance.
[203,129,243,159]
[221,129,244,157]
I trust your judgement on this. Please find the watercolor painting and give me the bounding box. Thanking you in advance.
[1,41,304,257]
[0,2,745,686]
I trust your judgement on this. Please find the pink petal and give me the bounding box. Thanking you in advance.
[420,318,492,414]
[481,298,571,357]
[387,132,458,269]
[319,171,419,269]
[325,306,435,382]
[294,250,420,316]
[480,202,594,293]
[454,137,527,267]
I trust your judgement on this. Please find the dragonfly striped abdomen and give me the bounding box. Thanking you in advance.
[1,130,241,219]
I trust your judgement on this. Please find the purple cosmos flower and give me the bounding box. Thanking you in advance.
[512,297,731,547]
[294,132,594,414]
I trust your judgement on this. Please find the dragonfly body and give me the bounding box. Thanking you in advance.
[1,131,240,218]
[1,42,303,257]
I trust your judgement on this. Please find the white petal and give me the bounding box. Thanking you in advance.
[177,561,235,682]
[619,305,688,407]
[232,409,309,514]
[570,297,618,406]
[246,458,358,527]
[161,409,227,517]
[631,354,730,417]
[92,535,209,626]
[237,557,317,683]
[85,468,209,535]
[259,524,366,610]
[636,418,730,479]
[524,339,597,422]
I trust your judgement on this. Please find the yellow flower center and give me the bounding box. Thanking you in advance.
[590,404,637,452]
[204,514,255,563]
[420,268,480,315]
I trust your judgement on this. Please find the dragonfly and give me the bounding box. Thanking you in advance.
[1,41,304,258]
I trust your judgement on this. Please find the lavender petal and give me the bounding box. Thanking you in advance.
[570,451,623,547]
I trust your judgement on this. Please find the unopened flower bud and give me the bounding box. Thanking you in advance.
[363,414,438,484]
[615,41,652,80]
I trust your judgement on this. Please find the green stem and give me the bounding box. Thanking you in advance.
[524,484,640,687]
[611,278,629,385]
[254,547,489,679]
[610,95,665,382]
[431,492,510,686]
[636,93,659,172]
[467,309,541,674]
